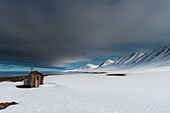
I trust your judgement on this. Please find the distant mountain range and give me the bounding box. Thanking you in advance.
[76,46,170,70]
[77,64,99,70]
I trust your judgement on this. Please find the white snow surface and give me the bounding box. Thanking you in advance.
[1,68,170,113]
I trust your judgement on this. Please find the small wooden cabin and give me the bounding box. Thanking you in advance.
[24,71,44,88]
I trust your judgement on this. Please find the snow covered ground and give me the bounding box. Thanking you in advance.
[0,68,170,113]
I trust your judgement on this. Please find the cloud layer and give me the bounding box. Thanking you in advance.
[0,0,170,67]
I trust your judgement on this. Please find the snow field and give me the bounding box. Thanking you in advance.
[0,69,170,113]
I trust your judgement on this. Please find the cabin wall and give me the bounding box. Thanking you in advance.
[40,75,44,85]
[29,75,34,87]
[28,73,44,87]
[24,78,29,86]
[36,74,41,87]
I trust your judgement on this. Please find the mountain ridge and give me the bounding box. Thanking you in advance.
[77,63,98,70]
[76,46,170,70]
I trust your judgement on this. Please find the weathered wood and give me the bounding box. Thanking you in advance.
[24,78,29,86]
[23,71,44,88]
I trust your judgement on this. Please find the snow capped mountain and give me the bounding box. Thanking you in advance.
[102,46,170,69]
[131,46,170,65]
[75,46,170,71]
[113,51,145,68]
[77,64,99,70]
[97,59,115,68]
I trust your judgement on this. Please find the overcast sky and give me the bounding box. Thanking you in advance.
[0,0,170,68]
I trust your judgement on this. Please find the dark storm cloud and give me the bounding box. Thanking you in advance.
[0,0,170,67]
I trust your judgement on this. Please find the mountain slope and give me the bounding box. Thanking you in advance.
[75,47,170,71]
[97,46,170,70]
[112,52,144,68]
[77,64,98,70]
[131,47,170,65]
[97,59,114,68]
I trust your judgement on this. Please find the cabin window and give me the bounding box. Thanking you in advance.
[37,76,39,80]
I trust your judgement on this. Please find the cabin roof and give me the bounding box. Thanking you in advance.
[28,71,44,76]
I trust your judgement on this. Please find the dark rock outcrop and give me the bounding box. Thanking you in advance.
[0,102,18,110]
